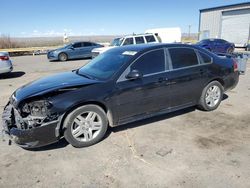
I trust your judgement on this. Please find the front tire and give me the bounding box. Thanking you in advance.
[58,53,68,61]
[63,105,108,148]
[198,81,223,111]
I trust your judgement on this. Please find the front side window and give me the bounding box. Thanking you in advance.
[123,38,134,46]
[169,48,198,69]
[145,35,156,43]
[135,37,145,44]
[73,43,82,48]
[131,49,165,75]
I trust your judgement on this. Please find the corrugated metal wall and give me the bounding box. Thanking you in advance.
[199,3,250,43]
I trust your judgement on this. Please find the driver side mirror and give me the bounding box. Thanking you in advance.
[69,46,74,50]
[126,70,142,80]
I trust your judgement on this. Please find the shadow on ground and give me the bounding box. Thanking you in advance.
[25,138,69,152]
[49,57,92,62]
[0,71,25,79]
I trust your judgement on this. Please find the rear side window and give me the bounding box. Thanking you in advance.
[199,51,212,64]
[169,48,198,69]
[145,35,156,43]
[135,37,145,44]
[131,49,165,75]
[82,42,92,47]
[123,38,134,46]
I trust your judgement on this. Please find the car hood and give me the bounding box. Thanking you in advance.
[49,46,67,52]
[13,71,101,102]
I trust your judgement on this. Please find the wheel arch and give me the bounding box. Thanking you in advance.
[208,78,225,89]
[58,51,68,59]
[58,101,114,136]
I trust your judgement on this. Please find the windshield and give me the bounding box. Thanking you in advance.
[63,43,72,48]
[111,38,123,46]
[78,52,132,80]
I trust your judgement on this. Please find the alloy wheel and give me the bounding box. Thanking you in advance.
[205,85,221,108]
[71,111,102,142]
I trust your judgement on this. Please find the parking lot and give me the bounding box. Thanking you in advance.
[0,55,250,187]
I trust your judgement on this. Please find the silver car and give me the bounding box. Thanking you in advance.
[0,52,13,74]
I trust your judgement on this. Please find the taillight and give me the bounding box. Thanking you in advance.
[0,56,9,60]
[233,59,238,72]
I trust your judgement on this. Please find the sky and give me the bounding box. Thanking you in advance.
[0,0,248,37]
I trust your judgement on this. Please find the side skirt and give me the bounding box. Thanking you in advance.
[117,102,194,127]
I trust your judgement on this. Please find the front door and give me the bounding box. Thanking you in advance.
[71,42,83,58]
[114,48,171,122]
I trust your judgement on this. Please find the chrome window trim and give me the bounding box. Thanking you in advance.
[167,47,213,71]
[116,47,213,83]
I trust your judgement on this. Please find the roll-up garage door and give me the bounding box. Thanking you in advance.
[221,8,250,47]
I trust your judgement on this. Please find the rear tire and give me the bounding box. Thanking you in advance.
[58,53,68,61]
[198,81,223,111]
[63,105,108,148]
[227,47,234,54]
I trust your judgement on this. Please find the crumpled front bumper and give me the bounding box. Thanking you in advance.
[2,103,60,148]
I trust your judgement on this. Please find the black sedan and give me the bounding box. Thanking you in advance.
[2,44,239,148]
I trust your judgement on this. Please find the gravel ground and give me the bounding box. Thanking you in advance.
[0,55,250,188]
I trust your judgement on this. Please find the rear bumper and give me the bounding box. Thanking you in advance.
[2,103,60,148]
[224,72,239,92]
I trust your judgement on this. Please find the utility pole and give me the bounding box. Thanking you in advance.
[188,25,191,39]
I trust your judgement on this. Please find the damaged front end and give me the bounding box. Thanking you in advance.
[2,97,61,148]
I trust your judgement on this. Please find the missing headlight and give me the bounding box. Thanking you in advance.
[20,100,53,129]
[22,100,52,117]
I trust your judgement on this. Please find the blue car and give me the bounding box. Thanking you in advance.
[196,39,235,54]
[47,42,103,61]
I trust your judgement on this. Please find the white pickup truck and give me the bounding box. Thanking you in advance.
[91,33,160,58]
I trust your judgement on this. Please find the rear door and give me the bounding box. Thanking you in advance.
[79,42,94,58]
[167,47,209,108]
[115,48,171,121]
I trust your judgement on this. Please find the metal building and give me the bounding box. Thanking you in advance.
[199,2,250,48]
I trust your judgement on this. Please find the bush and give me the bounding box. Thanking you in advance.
[0,34,20,49]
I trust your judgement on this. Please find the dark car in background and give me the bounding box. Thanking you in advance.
[47,41,103,61]
[2,44,239,149]
[196,39,235,54]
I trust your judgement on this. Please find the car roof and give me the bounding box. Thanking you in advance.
[0,51,9,56]
[119,33,156,38]
[72,41,95,44]
[107,43,201,54]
